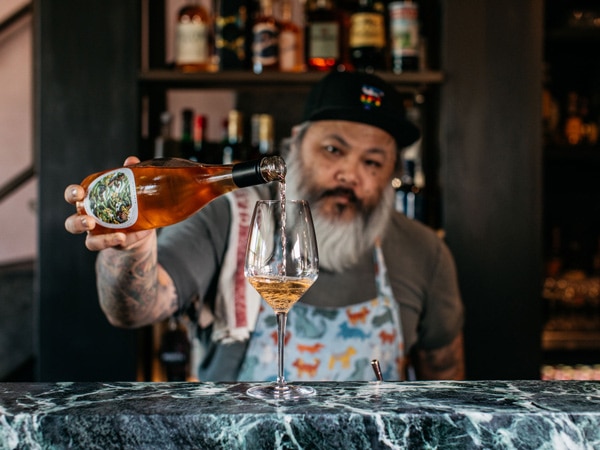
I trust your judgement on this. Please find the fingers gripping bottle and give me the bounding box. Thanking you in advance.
[77,156,286,235]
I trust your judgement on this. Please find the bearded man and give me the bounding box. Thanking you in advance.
[64,71,465,382]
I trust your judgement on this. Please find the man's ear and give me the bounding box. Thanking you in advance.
[291,124,302,137]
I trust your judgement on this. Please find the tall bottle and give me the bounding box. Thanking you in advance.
[222,110,247,163]
[278,0,303,72]
[175,1,212,72]
[215,0,250,70]
[349,0,387,72]
[192,114,208,162]
[252,0,280,74]
[77,156,286,235]
[154,112,180,158]
[180,109,195,160]
[305,0,343,71]
[250,113,276,158]
[388,1,420,73]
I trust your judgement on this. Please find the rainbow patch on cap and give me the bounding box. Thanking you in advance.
[360,84,384,110]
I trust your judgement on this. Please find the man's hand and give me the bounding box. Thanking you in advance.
[63,156,152,251]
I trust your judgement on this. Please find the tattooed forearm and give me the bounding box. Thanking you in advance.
[96,234,178,328]
[413,332,465,380]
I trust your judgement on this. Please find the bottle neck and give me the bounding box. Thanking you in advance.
[232,156,286,187]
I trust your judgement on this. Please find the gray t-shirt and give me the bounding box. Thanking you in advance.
[158,187,463,381]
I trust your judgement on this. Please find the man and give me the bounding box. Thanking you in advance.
[65,71,465,381]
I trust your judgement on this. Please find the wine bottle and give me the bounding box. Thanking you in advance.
[222,110,247,163]
[174,0,212,72]
[349,0,387,72]
[252,0,279,74]
[180,109,195,160]
[305,0,343,71]
[154,112,180,158]
[77,156,286,235]
[388,1,420,73]
[192,114,208,162]
[250,113,275,158]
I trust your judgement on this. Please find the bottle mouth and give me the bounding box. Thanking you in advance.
[260,155,287,182]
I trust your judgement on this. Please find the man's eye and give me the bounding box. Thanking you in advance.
[365,159,383,168]
[323,145,340,154]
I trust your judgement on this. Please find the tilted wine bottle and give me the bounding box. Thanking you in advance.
[77,156,286,235]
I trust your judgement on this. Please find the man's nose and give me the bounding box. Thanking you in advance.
[335,160,360,185]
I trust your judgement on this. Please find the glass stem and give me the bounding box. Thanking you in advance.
[276,312,287,387]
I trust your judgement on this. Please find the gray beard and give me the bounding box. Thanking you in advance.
[284,149,395,273]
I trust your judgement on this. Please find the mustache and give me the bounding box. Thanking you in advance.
[319,187,360,204]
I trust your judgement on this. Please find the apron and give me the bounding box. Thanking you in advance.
[238,244,407,381]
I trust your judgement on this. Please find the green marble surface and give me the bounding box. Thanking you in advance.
[1,380,599,449]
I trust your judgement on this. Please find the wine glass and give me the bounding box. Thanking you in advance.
[245,199,319,400]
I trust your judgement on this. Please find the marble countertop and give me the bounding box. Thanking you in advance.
[1,380,599,449]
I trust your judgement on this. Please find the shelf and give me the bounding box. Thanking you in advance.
[138,69,444,92]
[544,145,600,163]
[542,329,600,351]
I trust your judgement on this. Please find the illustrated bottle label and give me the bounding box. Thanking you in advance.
[83,168,138,229]
[176,22,210,64]
[389,3,419,58]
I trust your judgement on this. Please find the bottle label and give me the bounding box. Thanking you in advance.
[83,168,138,229]
[389,3,419,57]
[252,22,279,68]
[350,13,385,48]
[308,22,340,59]
[176,22,209,64]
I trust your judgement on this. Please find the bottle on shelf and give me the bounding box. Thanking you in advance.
[250,113,276,158]
[564,91,584,146]
[393,158,422,220]
[304,0,344,71]
[180,109,195,160]
[222,110,248,163]
[349,0,387,72]
[174,0,212,72]
[252,0,280,74]
[278,0,304,72]
[76,155,286,235]
[192,114,208,162]
[214,0,250,70]
[154,112,180,159]
[388,1,420,73]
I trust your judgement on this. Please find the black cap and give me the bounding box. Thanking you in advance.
[303,71,420,148]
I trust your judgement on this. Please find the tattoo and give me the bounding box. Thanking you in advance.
[96,242,177,328]
[413,332,465,380]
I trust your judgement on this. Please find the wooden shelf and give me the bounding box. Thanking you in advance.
[138,69,444,92]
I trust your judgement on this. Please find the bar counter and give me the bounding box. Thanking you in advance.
[1,380,599,449]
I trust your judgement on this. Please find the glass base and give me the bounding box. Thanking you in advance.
[247,383,315,400]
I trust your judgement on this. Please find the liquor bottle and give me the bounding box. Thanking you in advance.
[215,0,250,70]
[251,113,275,157]
[222,110,247,163]
[154,112,180,159]
[388,1,420,73]
[564,92,583,146]
[349,0,387,72]
[77,155,286,235]
[305,0,343,71]
[393,159,422,220]
[192,114,207,161]
[180,109,195,160]
[278,0,303,72]
[175,1,212,72]
[252,0,279,74]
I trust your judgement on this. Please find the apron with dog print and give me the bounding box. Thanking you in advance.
[238,243,407,381]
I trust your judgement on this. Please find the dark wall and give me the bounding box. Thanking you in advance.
[35,0,140,381]
[441,0,544,379]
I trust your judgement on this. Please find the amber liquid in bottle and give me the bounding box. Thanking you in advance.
[252,0,280,73]
[305,0,343,71]
[77,157,286,235]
